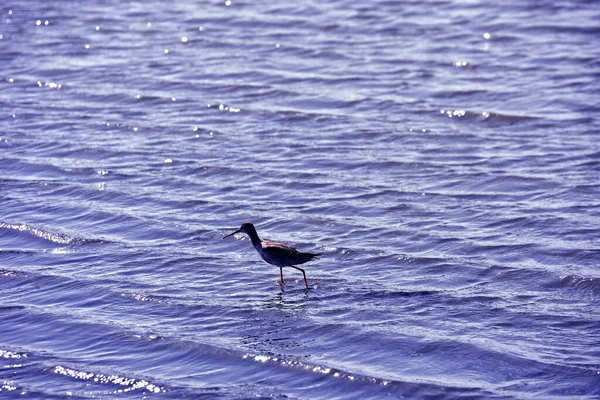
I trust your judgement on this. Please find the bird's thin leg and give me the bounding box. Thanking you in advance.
[279,267,285,285]
[290,266,308,288]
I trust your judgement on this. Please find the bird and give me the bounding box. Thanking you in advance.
[223,222,320,288]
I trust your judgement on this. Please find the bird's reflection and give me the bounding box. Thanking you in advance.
[267,286,310,311]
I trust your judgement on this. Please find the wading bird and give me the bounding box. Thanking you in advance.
[223,222,319,288]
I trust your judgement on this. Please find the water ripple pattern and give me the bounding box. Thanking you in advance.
[1,1,599,398]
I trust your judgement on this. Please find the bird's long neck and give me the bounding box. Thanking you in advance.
[246,226,262,248]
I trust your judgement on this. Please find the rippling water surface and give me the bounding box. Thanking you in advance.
[1,0,599,398]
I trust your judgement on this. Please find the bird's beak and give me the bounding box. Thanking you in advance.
[223,229,241,239]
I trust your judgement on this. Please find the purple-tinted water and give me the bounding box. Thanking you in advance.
[1,0,599,398]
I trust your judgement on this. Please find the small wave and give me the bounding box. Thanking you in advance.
[242,351,394,388]
[0,221,76,245]
[120,292,171,304]
[0,268,28,278]
[0,305,26,311]
[359,289,438,300]
[0,349,28,359]
[438,108,540,125]
[53,365,165,395]
[324,246,358,260]
[0,221,104,246]
[556,274,600,294]
[239,351,493,398]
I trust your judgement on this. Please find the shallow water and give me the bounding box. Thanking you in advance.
[1,0,599,398]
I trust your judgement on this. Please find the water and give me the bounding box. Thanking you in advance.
[1,0,599,398]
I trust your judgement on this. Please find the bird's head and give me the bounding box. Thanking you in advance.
[223,221,256,239]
